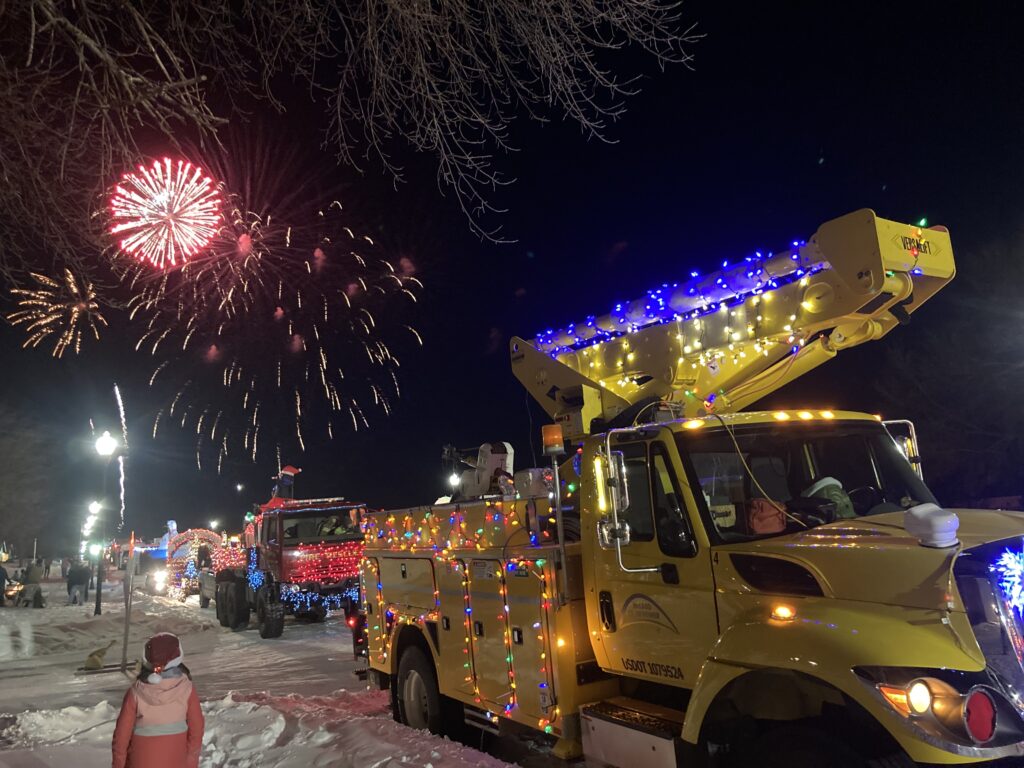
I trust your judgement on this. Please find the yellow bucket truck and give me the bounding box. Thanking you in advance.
[360,210,1024,766]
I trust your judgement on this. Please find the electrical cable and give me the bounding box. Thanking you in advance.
[708,413,807,529]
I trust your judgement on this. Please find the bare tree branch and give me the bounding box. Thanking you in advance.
[0,0,697,298]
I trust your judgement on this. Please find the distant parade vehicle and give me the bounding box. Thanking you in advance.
[161,528,245,601]
[200,466,365,639]
[357,211,1024,766]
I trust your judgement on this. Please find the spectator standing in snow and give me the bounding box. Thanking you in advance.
[68,561,89,605]
[0,561,8,606]
[60,557,69,579]
[112,633,204,768]
[17,559,45,607]
[43,558,51,579]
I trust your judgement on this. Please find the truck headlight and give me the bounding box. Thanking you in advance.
[907,679,933,715]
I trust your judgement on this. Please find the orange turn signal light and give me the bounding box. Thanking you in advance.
[878,685,911,716]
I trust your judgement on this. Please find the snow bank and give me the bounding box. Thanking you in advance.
[0,585,214,662]
[0,690,514,768]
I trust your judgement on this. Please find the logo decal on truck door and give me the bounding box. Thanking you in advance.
[619,593,679,634]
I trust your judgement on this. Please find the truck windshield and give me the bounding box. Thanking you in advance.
[676,420,937,543]
[281,510,361,544]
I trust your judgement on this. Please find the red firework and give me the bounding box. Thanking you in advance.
[109,158,221,269]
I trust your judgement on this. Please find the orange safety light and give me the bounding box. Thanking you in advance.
[542,424,565,457]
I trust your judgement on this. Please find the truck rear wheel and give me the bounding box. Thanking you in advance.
[215,583,229,627]
[396,646,443,734]
[226,580,250,630]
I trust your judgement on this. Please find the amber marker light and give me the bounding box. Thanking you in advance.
[878,685,911,716]
[820,410,835,419]
[770,603,796,621]
[797,411,814,420]
[683,419,704,430]
[773,412,790,421]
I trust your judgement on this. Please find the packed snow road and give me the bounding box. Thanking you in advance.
[0,580,513,767]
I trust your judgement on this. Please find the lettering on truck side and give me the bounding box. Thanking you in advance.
[621,658,684,680]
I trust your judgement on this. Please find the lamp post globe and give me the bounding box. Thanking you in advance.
[95,430,118,457]
[88,500,101,516]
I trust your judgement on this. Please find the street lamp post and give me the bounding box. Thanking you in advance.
[94,431,119,616]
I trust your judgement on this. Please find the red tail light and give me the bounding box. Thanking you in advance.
[963,688,996,744]
[347,617,356,627]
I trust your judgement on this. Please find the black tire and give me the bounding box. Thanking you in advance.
[215,583,229,627]
[226,580,250,630]
[199,593,210,609]
[396,646,443,734]
[308,603,327,623]
[257,590,284,639]
[738,725,869,768]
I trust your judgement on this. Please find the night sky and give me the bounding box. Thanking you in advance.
[6,1,1024,553]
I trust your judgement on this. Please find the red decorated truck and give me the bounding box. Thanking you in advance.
[199,467,365,638]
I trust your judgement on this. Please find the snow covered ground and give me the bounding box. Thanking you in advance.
[0,578,514,767]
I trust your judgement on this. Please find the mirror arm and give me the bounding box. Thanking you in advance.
[604,428,659,575]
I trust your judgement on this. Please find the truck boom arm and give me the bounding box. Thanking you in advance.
[511,209,954,438]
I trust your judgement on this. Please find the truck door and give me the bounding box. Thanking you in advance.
[260,512,281,579]
[587,435,718,689]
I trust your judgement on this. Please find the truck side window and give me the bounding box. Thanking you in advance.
[619,443,655,542]
[650,443,696,558]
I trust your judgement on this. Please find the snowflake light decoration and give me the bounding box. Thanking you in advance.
[993,544,1024,615]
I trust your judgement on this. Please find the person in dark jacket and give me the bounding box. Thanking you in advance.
[68,560,90,605]
[22,559,42,585]
[18,559,45,607]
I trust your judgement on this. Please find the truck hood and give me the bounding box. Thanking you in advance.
[721,508,1024,611]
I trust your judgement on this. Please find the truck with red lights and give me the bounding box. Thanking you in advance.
[201,467,365,638]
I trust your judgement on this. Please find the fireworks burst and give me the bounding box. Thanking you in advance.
[7,269,107,357]
[122,186,422,470]
[109,158,221,269]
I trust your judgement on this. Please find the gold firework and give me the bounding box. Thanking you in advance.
[7,269,107,357]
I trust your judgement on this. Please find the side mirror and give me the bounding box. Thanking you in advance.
[597,518,632,549]
[883,419,923,480]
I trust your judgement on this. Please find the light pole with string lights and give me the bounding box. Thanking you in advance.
[93,430,119,616]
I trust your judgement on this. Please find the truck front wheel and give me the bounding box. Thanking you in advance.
[257,589,284,639]
[396,646,443,734]
[741,725,910,768]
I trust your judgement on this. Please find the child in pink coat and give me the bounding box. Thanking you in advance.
[112,632,204,768]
